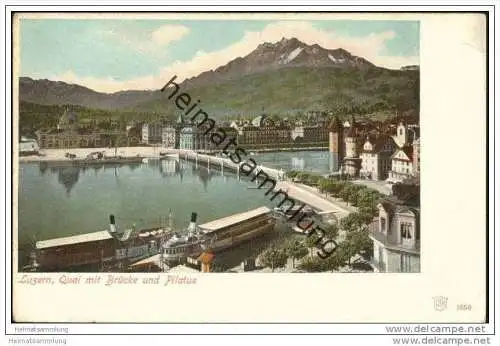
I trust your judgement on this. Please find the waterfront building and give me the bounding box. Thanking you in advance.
[327,115,344,173]
[217,126,238,151]
[237,122,292,149]
[161,126,176,149]
[342,116,362,177]
[237,125,259,147]
[36,129,126,149]
[179,126,196,150]
[369,200,420,273]
[359,134,397,181]
[302,125,329,146]
[388,146,414,182]
[142,122,162,144]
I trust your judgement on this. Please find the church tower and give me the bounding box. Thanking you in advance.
[395,121,408,147]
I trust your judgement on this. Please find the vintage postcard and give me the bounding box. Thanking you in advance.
[9,11,489,325]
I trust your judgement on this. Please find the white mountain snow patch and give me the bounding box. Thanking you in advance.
[328,54,346,63]
[285,47,303,63]
[328,54,338,63]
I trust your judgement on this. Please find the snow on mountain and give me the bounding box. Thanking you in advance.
[285,47,303,63]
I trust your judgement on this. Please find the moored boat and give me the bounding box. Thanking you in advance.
[30,213,174,272]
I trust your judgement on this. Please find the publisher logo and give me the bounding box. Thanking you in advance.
[433,296,448,312]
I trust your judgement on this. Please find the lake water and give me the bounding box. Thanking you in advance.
[17,150,331,268]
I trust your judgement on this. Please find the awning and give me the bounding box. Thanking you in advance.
[129,254,162,267]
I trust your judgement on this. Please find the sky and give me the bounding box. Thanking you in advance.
[19,19,419,93]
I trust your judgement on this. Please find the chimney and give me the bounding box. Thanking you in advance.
[109,214,117,233]
[188,212,198,233]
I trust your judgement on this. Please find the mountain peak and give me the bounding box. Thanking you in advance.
[181,38,375,89]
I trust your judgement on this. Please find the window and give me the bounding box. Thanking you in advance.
[399,129,403,135]
[381,217,386,232]
[400,254,412,272]
[400,222,413,239]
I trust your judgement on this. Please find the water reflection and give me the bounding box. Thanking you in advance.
[36,150,332,195]
[39,158,231,195]
[57,166,80,195]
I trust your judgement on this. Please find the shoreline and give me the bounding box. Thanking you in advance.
[19,146,329,163]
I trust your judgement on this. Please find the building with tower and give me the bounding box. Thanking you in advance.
[342,115,362,177]
[387,120,419,182]
[393,121,418,149]
[37,107,126,149]
[327,115,344,173]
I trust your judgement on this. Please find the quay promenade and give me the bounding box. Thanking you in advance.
[176,149,350,218]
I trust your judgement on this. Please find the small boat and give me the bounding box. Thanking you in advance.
[247,186,261,189]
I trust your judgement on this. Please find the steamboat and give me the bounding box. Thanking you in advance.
[27,213,174,272]
[161,206,277,265]
[26,206,277,272]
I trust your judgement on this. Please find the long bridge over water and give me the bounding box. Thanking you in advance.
[168,149,349,219]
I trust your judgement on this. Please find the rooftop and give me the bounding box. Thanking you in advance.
[36,230,113,249]
[199,206,271,233]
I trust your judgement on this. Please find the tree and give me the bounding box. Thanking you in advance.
[259,246,288,272]
[303,224,339,258]
[345,228,373,258]
[286,170,299,180]
[357,206,377,223]
[318,178,331,195]
[339,184,355,204]
[340,212,367,233]
[304,232,321,255]
[306,174,321,186]
[284,240,309,268]
[323,246,350,272]
[296,172,310,182]
[297,256,328,272]
[356,188,378,208]
[334,241,358,266]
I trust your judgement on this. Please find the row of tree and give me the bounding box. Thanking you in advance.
[282,171,386,272]
[286,171,382,220]
[259,218,374,273]
[259,239,309,272]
